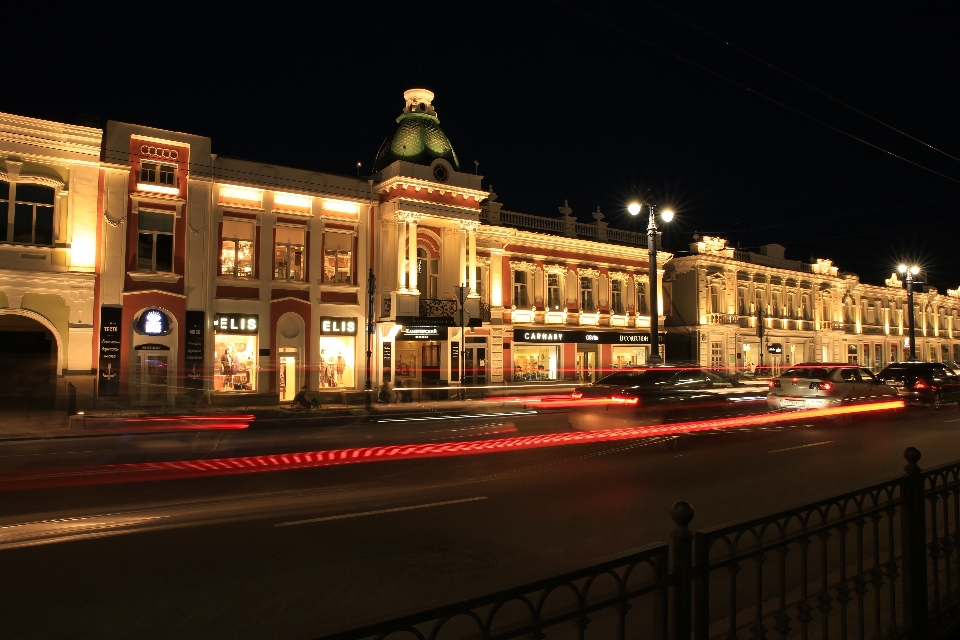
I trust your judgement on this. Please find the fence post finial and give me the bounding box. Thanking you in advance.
[904,446,921,474]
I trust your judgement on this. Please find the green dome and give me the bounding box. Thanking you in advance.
[373,89,460,173]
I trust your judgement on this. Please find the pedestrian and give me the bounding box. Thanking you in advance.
[292,384,313,409]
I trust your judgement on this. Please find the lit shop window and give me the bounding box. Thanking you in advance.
[514,345,559,381]
[275,226,305,282]
[1,182,55,246]
[319,336,355,388]
[140,162,176,187]
[323,231,353,284]
[137,210,174,272]
[221,219,255,278]
[215,334,257,392]
[612,345,647,368]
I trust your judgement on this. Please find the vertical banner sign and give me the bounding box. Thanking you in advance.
[451,342,460,382]
[185,311,205,391]
[382,342,392,383]
[98,306,123,396]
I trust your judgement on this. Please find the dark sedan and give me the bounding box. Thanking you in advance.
[567,366,765,431]
[878,362,960,410]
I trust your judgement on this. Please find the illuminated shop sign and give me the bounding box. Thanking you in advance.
[512,330,653,344]
[399,326,448,340]
[214,313,259,334]
[134,308,172,336]
[767,343,783,354]
[319,317,358,335]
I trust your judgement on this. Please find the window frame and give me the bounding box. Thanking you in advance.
[219,218,256,279]
[611,279,625,315]
[322,229,354,285]
[579,275,597,313]
[1,180,59,247]
[139,161,177,188]
[546,273,563,311]
[637,280,649,315]
[513,269,530,309]
[136,209,176,273]
[274,224,306,282]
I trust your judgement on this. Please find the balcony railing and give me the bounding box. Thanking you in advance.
[498,210,565,233]
[418,298,458,318]
[574,223,597,238]
[479,301,491,323]
[706,313,739,325]
[605,227,648,246]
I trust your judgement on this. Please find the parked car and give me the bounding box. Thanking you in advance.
[766,363,900,412]
[568,366,765,431]
[877,362,960,410]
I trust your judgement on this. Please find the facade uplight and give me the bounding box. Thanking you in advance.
[274,192,312,209]
[322,199,361,214]
[220,186,263,202]
[137,183,180,196]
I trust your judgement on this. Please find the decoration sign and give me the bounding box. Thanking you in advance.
[98,306,122,397]
[451,342,460,382]
[185,311,205,391]
[382,342,392,383]
[319,317,358,335]
[214,313,259,334]
[135,308,172,336]
[399,326,449,340]
[396,315,456,327]
[767,343,783,354]
[512,330,655,344]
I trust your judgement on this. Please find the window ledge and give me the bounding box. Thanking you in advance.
[272,282,310,291]
[316,281,359,290]
[216,276,261,285]
[129,271,183,283]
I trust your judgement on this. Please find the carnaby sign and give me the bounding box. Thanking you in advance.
[513,330,654,344]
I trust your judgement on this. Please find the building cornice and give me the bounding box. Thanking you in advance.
[376,175,488,203]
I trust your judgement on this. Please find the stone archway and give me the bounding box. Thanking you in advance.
[0,310,61,410]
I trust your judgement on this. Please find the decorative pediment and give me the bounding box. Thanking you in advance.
[609,271,628,282]
[811,259,839,276]
[578,267,600,279]
[510,260,536,272]
[543,263,567,275]
[885,272,903,288]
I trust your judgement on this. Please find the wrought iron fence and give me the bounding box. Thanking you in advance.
[313,448,960,640]
[419,298,458,318]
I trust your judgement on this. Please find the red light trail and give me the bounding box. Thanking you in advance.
[0,402,902,492]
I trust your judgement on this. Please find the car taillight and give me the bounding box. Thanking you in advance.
[914,379,930,390]
[791,377,799,383]
[571,391,583,399]
[612,396,639,405]
[769,379,781,388]
[810,381,833,391]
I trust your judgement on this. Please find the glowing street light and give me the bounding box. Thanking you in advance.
[898,264,921,361]
[628,201,675,364]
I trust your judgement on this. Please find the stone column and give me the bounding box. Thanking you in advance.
[397,218,407,291]
[468,223,478,296]
[407,213,420,293]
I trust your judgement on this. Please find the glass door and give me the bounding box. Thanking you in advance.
[577,348,597,383]
[463,346,487,385]
[279,351,298,402]
[137,352,169,405]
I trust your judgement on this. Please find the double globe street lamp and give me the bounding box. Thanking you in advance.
[628,201,673,365]
[898,264,921,361]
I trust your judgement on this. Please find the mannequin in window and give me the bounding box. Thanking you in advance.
[319,349,328,387]
[336,351,345,385]
[221,346,236,390]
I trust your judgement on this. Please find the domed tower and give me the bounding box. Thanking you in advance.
[372,89,460,176]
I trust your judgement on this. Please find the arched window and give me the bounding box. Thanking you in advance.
[1,181,55,246]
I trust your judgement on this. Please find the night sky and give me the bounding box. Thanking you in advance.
[9,2,960,288]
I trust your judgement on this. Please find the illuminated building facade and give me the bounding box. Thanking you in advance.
[98,122,374,407]
[665,236,960,375]
[0,113,104,409]
[372,90,670,390]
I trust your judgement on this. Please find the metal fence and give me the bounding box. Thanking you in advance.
[314,447,960,640]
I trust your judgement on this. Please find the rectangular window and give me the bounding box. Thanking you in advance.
[771,291,781,317]
[711,342,723,368]
[275,226,306,281]
[513,270,529,308]
[322,231,353,284]
[514,345,559,381]
[580,276,595,313]
[611,279,625,315]
[9,183,55,246]
[637,281,649,315]
[738,287,747,315]
[216,334,258,392]
[140,162,177,187]
[220,219,255,278]
[547,273,562,310]
[137,210,175,272]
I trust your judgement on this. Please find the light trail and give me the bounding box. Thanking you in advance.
[76,414,254,432]
[0,401,902,492]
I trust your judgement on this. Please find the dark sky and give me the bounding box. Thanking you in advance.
[9,2,960,288]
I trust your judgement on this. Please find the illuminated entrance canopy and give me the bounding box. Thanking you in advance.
[513,330,655,344]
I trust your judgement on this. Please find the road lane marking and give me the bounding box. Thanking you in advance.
[768,441,834,453]
[945,419,960,423]
[274,496,488,527]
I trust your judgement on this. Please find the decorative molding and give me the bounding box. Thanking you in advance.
[0,171,64,189]
[128,272,183,284]
[377,175,488,203]
[131,193,185,217]
[543,263,567,275]
[578,267,600,279]
[510,260,536,272]
[458,219,482,232]
[609,271,628,282]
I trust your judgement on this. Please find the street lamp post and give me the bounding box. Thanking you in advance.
[898,264,920,361]
[629,201,673,365]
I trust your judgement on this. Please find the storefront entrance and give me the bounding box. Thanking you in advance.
[279,349,298,402]
[135,349,169,405]
[576,346,597,383]
[463,338,487,385]
[0,315,57,410]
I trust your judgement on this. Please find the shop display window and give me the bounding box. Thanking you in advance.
[513,345,559,381]
[612,345,647,369]
[215,335,257,391]
[319,336,355,388]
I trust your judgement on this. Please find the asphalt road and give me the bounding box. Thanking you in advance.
[0,402,958,639]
